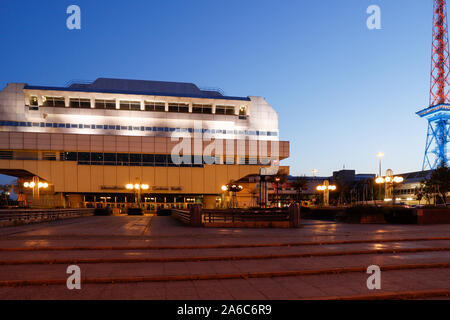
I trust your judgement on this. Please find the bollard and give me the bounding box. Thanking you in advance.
[190,204,203,227]
[289,203,301,228]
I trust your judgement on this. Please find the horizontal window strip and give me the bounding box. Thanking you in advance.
[0,120,278,137]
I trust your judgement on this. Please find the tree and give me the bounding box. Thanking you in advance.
[267,170,289,206]
[424,165,450,204]
[291,177,308,202]
[0,184,13,207]
[414,185,424,205]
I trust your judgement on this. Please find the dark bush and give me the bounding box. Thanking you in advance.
[127,207,143,216]
[343,206,416,224]
[156,208,171,216]
[94,207,112,216]
[300,207,345,221]
[383,207,417,224]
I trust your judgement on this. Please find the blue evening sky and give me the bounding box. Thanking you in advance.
[0,0,435,184]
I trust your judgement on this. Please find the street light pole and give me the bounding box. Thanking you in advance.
[126,182,149,208]
[376,153,384,201]
[275,177,280,208]
[316,180,337,207]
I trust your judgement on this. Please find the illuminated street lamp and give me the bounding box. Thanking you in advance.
[316,180,337,207]
[125,182,150,207]
[221,183,244,208]
[375,169,404,204]
[23,177,49,206]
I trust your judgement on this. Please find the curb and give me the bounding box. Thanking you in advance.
[0,262,449,287]
[1,236,450,252]
[1,247,449,265]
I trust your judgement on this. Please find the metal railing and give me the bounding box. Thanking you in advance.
[0,208,95,226]
[202,209,289,224]
[171,209,192,225]
[171,207,291,226]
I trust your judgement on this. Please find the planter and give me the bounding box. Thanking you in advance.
[417,209,450,224]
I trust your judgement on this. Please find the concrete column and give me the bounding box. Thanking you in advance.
[203,195,217,209]
[190,204,203,227]
[289,203,301,228]
[67,194,83,208]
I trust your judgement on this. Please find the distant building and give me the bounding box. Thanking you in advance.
[394,170,432,204]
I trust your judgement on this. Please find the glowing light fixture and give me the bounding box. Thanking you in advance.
[375,177,385,184]
[23,181,48,189]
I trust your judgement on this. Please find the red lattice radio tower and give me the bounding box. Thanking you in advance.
[429,0,450,106]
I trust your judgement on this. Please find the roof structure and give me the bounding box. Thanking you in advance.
[24,78,250,101]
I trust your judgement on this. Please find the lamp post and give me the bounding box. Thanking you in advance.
[274,177,281,208]
[375,169,404,205]
[23,177,49,206]
[376,153,384,201]
[125,182,149,208]
[316,180,337,207]
[221,183,243,209]
[221,185,228,208]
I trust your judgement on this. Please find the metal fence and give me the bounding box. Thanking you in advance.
[202,209,289,223]
[171,209,192,225]
[171,207,291,226]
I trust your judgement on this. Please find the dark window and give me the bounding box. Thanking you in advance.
[120,101,141,111]
[70,98,91,108]
[43,97,65,107]
[168,103,189,113]
[216,105,235,115]
[145,102,166,112]
[154,154,167,166]
[104,153,116,165]
[78,152,90,164]
[130,154,142,165]
[91,153,103,164]
[95,99,116,109]
[64,152,78,161]
[192,104,212,114]
[142,154,154,166]
[105,100,116,109]
[0,151,13,160]
[117,153,129,166]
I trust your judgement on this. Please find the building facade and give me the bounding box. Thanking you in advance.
[0,78,289,210]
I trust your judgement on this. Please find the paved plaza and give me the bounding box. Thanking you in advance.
[0,216,449,300]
